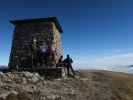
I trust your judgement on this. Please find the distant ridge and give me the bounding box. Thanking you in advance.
[128,65,133,68]
[0,65,8,68]
[0,65,9,72]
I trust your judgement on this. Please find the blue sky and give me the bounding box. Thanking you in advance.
[1,0,133,72]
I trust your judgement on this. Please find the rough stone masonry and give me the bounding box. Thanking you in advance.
[8,17,63,74]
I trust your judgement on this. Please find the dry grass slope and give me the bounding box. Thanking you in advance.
[79,70,133,100]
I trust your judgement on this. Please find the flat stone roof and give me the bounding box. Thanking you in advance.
[10,17,63,33]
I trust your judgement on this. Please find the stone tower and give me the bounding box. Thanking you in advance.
[9,17,63,71]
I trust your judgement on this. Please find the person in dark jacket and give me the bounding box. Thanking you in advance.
[56,55,63,67]
[63,54,75,76]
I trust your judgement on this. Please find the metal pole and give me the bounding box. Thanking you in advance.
[32,38,37,72]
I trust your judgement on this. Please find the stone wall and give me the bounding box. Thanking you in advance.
[52,22,63,63]
[9,21,62,71]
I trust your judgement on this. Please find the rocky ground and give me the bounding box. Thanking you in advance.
[0,70,133,100]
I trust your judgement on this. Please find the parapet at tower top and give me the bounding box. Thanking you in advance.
[10,17,63,33]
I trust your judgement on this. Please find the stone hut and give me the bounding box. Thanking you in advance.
[8,17,63,75]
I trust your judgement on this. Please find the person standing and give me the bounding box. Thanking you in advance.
[63,55,75,76]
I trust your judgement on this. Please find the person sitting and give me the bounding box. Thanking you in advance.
[56,55,63,67]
